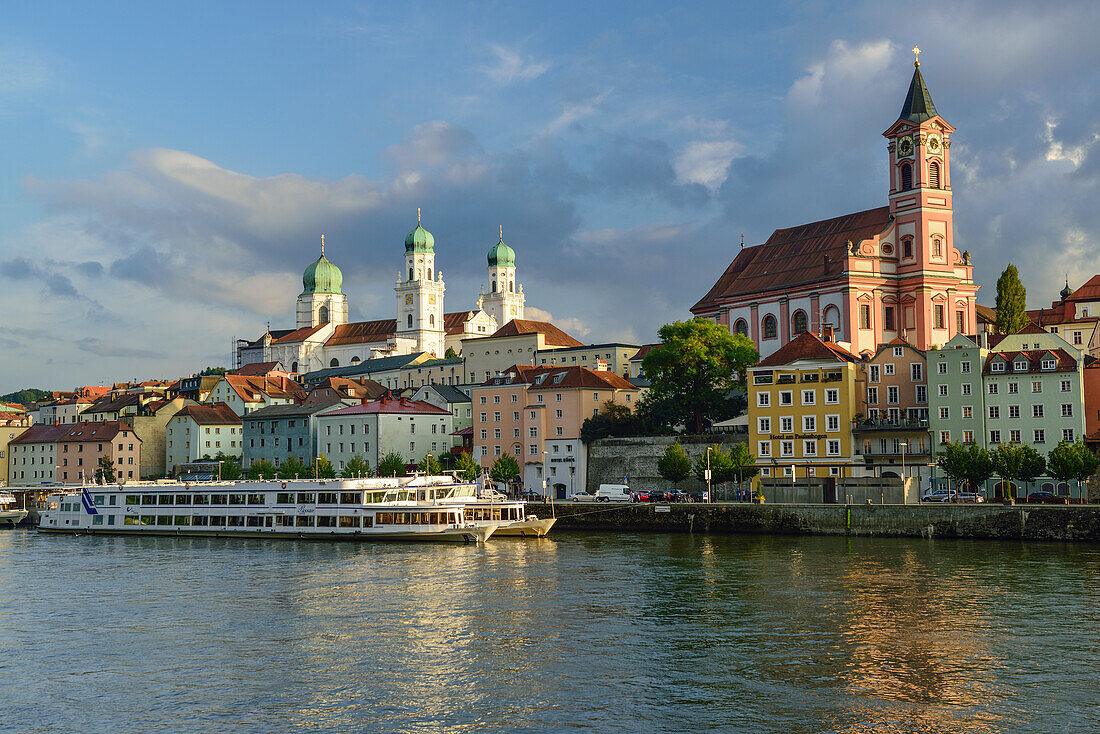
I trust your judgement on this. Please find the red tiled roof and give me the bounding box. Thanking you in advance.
[9,424,72,445]
[234,361,283,376]
[324,396,450,416]
[631,344,659,362]
[479,364,637,390]
[273,325,327,344]
[306,377,388,401]
[80,394,141,415]
[444,311,473,336]
[756,331,861,368]
[59,420,135,443]
[326,319,397,347]
[218,375,306,403]
[1065,275,1100,303]
[172,402,241,425]
[487,319,584,347]
[983,349,1078,375]
[1027,300,1099,326]
[976,304,997,324]
[692,206,892,314]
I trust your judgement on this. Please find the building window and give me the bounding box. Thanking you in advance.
[758,417,771,433]
[928,160,940,189]
[827,439,841,456]
[939,407,949,419]
[762,314,777,339]
[962,406,973,419]
[1063,429,1075,442]
[938,384,948,397]
[757,392,770,407]
[1061,380,1072,392]
[934,305,945,329]
[1061,403,1073,417]
[916,385,927,404]
[883,306,895,331]
[900,162,912,190]
[869,365,880,383]
[780,441,794,457]
[780,417,793,433]
[956,311,965,334]
[1032,405,1044,418]
[825,389,839,404]
[792,311,808,335]
[734,319,748,336]
[1009,405,1020,419]
[860,304,871,330]
[1032,381,1042,393]
[902,237,913,258]
[988,383,998,395]
[933,239,943,257]
[779,391,793,406]
[801,390,815,405]
[803,440,817,456]
[758,442,771,457]
[826,415,839,432]
[910,363,923,381]
[1010,430,1021,443]
[963,430,974,444]
[803,416,816,432]
[990,430,1001,444]
[867,387,878,404]
[989,406,1000,419]
[1034,429,1046,444]
[962,384,972,396]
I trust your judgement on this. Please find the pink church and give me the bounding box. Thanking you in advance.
[693,58,978,358]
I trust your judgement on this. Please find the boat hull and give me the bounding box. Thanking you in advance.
[491,517,556,537]
[36,525,496,543]
[0,510,28,527]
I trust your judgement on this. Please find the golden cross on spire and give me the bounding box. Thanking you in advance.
[912,45,921,66]
[417,207,421,224]
[499,224,503,240]
[320,234,325,256]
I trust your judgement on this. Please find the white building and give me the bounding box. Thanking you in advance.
[315,396,453,476]
[165,403,243,476]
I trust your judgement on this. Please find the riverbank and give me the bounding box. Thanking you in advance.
[527,501,1100,541]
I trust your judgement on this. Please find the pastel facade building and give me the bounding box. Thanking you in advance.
[57,421,141,484]
[0,414,31,488]
[461,320,585,385]
[315,396,453,476]
[693,59,977,358]
[165,403,242,476]
[204,374,306,417]
[535,343,641,378]
[241,402,344,471]
[7,424,71,486]
[470,365,639,498]
[853,339,933,487]
[1029,276,1100,358]
[748,331,864,480]
[409,384,472,453]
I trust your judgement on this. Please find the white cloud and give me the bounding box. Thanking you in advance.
[542,91,610,135]
[787,39,896,111]
[524,306,590,338]
[674,140,742,189]
[481,45,549,85]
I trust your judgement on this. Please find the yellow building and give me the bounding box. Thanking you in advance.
[747,331,864,480]
[1,409,31,487]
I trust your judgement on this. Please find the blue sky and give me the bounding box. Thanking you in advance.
[2,1,1099,392]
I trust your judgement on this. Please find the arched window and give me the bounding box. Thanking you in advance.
[822,305,841,336]
[492,279,497,293]
[928,160,940,189]
[933,238,943,257]
[409,268,414,281]
[329,358,339,368]
[291,361,298,373]
[429,314,435,326]
[900,162,912,191]
[318,305,329,324]
[407,314,413,328]
[792,310,808,335]
[509,281,514,293]
[427,268,432,280]
[902,237,913,259]
[350,356,361,365]
[762,314,777,339]
[734,319,749,336]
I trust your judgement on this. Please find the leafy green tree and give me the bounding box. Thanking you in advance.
[991,442,1045,499]
[581,400,650,442]
[95,456,116,484]
[444,346,458,359]
[1047,440,1100,501]
[311,454,337,479]
[418,453,443,475]
[994,264,1028,335]
[641,319,758,434]
[0,388,50,405]
[377,452,406,477]
[728,442,760,492]
[216,452,242,480]
[694,445,735,484]
[341,455,372,478]
[657,443,692,486]
[937,442,993,494]
[199,366,228,376]
[277,456,309,479]
[454,452,481,482]
[489,454,521,486]
[247,458,276,480]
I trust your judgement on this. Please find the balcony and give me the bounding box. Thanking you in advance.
[852,417,930,433]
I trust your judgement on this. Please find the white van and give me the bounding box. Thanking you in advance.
[595,484,632,502]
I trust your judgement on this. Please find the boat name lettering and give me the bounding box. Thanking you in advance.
[296,504,316,514]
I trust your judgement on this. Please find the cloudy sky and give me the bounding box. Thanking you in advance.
[2,1,1098,393]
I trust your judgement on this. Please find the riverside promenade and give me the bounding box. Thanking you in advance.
[526,501,1100,542]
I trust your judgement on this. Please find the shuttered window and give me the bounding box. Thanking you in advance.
[928,161,940,188]
[900,163,912,191]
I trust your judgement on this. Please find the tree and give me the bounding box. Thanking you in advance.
[454,452,480,482]
[95,456,116,484]
[728,442,760,497]
[657,443,692,486]
[489,454,521,486]
[377,452,406,477]
[991,443,1044,499]
[199,366,228,376]
[311,454,337,479]
[247,458,276,480]
[215,452,242,480]
[694,445,734,484]
[937,442,993,494]
[994,264,1027,335]
[444,346,458,359]
[341,455,372,478]
[418,453,443,475]
[641,319,759,434]
[277,456,309,479]
[581,400,648,443]
[1047,440,1100,501]
[936,441,969,492]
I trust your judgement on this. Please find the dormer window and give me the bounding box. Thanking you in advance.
[1041,359,1056,370]
[1014,360,1028,372]
[991,361,1005,373]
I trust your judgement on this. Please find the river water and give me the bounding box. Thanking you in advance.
[2,529,1099,733]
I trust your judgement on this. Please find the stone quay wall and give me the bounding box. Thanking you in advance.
[585,435,748,494]
[527,501,1100,542]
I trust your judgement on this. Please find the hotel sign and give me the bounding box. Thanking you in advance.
[769,433,826,440]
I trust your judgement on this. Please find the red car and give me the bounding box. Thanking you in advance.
[631,490,651,502]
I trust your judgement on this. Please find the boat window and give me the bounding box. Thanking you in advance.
[227,516,245,527]
[246,517,263,527]
[94,495,105,505]
[275,516,293,527]
[277,493,293,503]
[192,516,209,526]
[93,516,104,525]
[156,516,172,525]
[124,516,140,525]
[296,493,316,504]
[210,495,227,505]
[174,516,190,525]
[139,515,155,525]
[192,494,208,505]
[229,494,246,505]
[208,516,226,526]
[318,493,338,504]
[339,516,359,528]
[295,516,315,527]
[340,493,360,504]
[158,495,174,505]
[363,516,374,527]
[175,495,190,505]
[317,516,337,527]
[140,495,156,505]
[247,494,265,505]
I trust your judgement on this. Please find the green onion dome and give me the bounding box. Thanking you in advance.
[302,254,343,295]
[404,221,435,254]
[488,232,515,268]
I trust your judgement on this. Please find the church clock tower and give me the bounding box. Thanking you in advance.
[394,210,446,356]
[478,227,525,326]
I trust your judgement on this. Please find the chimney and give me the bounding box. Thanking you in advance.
[823,326,834,342]
[400,396,409,406]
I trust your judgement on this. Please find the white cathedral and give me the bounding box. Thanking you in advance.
[237,215,526,374]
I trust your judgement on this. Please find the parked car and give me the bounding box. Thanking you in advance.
[1025,491,1065,504]
[568,492,597,502]
[630,490,651,502]
[948,492,985,503]
[665,489,686,503]
[648,490,669,503]
[921,489,951,502]
[595,484,633,502]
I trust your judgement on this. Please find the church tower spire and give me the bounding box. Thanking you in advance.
[395,211,446,356]
[478,226,525,327]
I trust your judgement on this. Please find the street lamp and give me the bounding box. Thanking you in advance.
[705,447,712,503]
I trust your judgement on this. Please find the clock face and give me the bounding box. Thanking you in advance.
[927,134,942,153]
[428,294,436,305]
[405,294,413,305]
[897,135,914,157]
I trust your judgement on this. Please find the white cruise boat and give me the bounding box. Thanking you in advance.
[0,492,28,528]
[37,476,521,544]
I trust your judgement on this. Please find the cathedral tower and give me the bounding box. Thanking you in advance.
[395,211,446,356]
[296,235,348,328]
[478,227,525,326]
